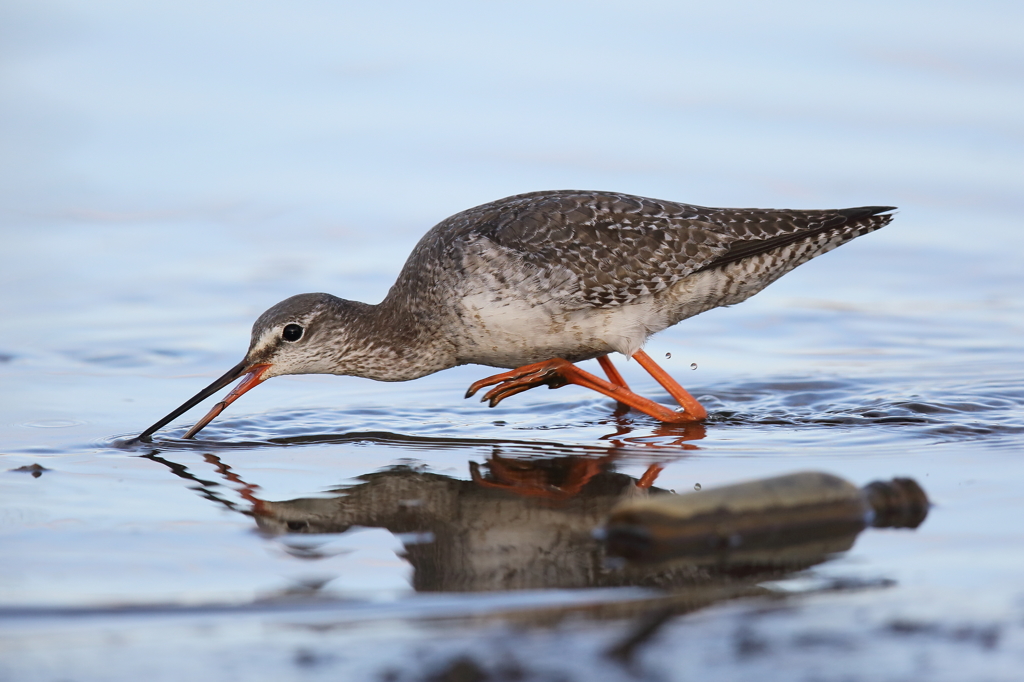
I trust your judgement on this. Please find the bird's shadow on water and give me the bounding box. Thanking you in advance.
[109,374,1024,452]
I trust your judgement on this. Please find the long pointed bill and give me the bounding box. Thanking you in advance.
[181,363,272,439]
[135,361,272,442]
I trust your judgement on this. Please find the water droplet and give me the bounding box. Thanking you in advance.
[690,363,698,370]
[693,483,702,491]
[665,352,672,359]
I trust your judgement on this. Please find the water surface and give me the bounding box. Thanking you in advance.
[2,1,1024,679]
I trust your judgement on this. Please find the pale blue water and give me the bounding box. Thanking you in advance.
[2,1,1024,679]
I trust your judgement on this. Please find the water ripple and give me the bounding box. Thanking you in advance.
[108,373,1024,454]
[702,376,1024,444]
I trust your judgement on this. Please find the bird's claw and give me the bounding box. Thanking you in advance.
[465,361,573,407]
[482,369,568,407]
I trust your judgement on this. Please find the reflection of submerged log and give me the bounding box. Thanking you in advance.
[604,472,928,565]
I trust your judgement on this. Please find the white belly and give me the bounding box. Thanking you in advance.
[453,293,671,368]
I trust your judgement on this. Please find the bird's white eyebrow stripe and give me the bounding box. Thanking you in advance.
[251,328,280,355]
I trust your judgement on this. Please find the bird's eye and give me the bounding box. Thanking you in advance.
[282,324,304,342]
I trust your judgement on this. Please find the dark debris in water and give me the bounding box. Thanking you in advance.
[409,653,532,682]
[885,619,1001,650]
[423,656,491,682]
[8,463,50,478]
[379,653,532,682]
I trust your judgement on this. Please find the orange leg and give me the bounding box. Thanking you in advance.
[465,356,705,423]
[598,354,632,411]
[636,464,664,489]
[633,350,708,421]
[598,355,630,389]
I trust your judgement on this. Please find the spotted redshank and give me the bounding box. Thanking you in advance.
[137,190,894,441]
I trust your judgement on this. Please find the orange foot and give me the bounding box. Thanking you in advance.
[465,352,706,423]
[468,456,666,500]
[469,456,605,500]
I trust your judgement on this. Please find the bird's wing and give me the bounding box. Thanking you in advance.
[453,190,892,309]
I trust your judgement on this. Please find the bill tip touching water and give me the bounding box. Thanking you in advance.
[135,190,895,442]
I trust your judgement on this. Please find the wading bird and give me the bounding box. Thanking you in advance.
[137,190,893,441]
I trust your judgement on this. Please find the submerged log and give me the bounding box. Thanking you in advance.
[604,472,928,565]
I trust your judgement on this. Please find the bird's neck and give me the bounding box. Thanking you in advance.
[333,296,457,382]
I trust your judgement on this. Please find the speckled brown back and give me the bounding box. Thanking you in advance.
[394,190,894,311]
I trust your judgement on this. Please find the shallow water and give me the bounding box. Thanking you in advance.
[3,1,1024,680]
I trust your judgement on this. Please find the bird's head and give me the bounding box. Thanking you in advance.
[135,292,360,442]
[243,293,353,378]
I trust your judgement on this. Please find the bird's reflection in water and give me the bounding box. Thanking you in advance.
[257,460,671,592]
[144,424,927,602]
